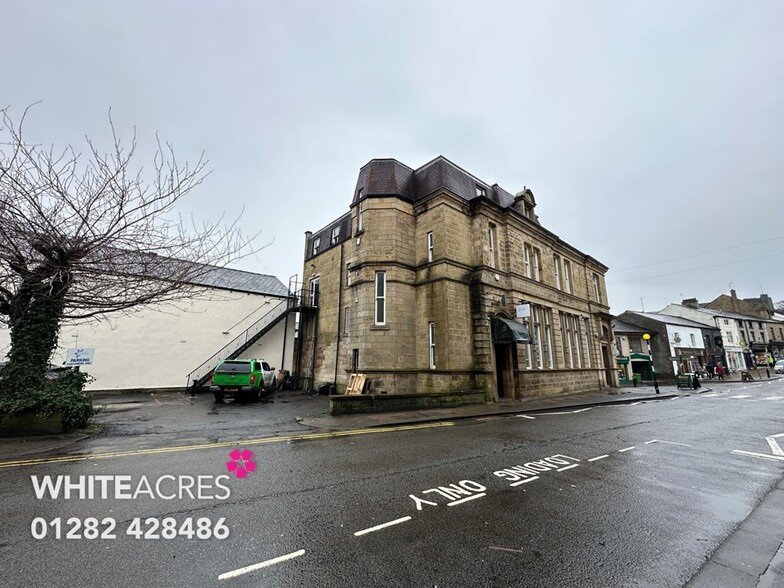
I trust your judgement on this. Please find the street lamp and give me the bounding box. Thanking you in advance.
[642,333,660,394]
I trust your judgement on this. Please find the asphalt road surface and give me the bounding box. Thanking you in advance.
[2,380,784,587]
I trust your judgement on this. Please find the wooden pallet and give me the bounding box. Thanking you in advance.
[345,373,367,395]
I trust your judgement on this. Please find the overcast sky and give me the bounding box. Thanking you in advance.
[3,1,783,315]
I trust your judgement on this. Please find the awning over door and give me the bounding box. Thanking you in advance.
[491,317,532,344]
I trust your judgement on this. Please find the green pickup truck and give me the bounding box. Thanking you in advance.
[210,358,275,403]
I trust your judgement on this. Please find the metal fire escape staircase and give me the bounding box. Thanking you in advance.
[185,298,294,390]
[185,276,317,391]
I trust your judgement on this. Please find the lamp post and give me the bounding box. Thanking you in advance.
[642,333,660,394]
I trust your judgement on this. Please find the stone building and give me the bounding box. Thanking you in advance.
[297,156,614,400]
[616,310,719,380]
[704,290,784,364]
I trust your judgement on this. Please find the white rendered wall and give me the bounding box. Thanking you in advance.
[0,289,295,391]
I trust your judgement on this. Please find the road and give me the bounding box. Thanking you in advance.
[1,380,784,587]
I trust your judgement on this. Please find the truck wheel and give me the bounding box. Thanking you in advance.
[214,390,225,404]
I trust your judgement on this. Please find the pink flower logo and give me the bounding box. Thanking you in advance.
[226,448,256,479]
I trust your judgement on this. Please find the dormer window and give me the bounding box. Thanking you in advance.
[331,226,340,244]
[476,185,486,197]
[312,236,321,255]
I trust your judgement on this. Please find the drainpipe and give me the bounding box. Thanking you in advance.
[281,309,290,372]
[334,242,344,388]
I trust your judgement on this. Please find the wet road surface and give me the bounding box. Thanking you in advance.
[1,379,783,587]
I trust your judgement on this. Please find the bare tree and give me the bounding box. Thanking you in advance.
[0,106,260,395]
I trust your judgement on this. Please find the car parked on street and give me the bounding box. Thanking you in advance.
[210,358,275,403]
[775,359,784,374]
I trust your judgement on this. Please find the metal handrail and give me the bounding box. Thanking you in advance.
[185,298,292,387]
[288,285,319,308]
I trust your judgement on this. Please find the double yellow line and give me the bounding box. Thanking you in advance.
[0,421,454,469]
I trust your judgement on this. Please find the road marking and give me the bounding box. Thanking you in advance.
[516,415,536,420]
[0,421,455,469]
[731,450,784,462]
[510,476,540,487]
[447,493,486,506]
[628,401,643,406]
[489,546,525,554]
[556,464,579,472]
[536,411,573,416]
[648,440,692,447]
[218,549,306,580]
[354,516,412,536]
[644,440,657,445]
[702,393,721,397]
[730,395,752,399]
[572,407,593,413]
[766,434,784,457]
[588,455,609,462]
[618,446,636,452]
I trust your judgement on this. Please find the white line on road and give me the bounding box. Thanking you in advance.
[588,455,609,462]
[730,395,752,399]
[510,476,540,487]
[516,415,536,419]
[557,464,580,472]
[767,434,784,457]
[447,493,487,506]
[731,450,784,462]
[644,440,657,444]
[652,440,692,447]
[218,549,306,580]
[572,408,594,413]
[354,516,412,536]
[618,446,636,452]
[536,411,573,416]
[489,546,526,554]
[628,401,643,406]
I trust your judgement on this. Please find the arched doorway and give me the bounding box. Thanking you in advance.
[491,314,532,399]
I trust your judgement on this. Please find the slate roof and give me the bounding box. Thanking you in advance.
[83,247,291,298]
[611,319,647,333]
[353,156,518,210]
[622,311,710,329]
[692,306,772,322]
[191,266,289,297]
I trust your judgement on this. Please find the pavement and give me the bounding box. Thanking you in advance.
[3,374,782,462]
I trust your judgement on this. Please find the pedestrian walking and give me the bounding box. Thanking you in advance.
[692,373,701,389]
[706,364,714,380]
[716,364,725,380]
[769,355,775,370]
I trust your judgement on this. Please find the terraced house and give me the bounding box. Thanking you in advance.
[297,156,614,400]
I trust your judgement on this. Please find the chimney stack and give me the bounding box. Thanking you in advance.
[682,298,699,309]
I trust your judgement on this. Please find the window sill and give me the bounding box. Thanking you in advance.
[370,325,390,331]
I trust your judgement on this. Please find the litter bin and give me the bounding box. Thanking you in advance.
[633,374,641,385]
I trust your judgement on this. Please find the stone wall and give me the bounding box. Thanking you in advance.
[301,185,613,400]
[516,369,603,397]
